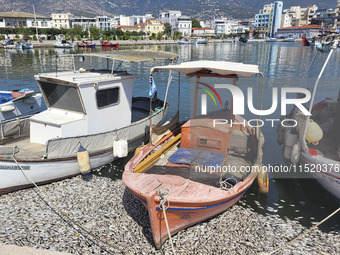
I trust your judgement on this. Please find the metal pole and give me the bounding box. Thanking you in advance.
[33,5,39,40]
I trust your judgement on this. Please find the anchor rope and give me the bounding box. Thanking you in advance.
[12,156,130,255]
[266,206,340,254]
[157,187,176,254]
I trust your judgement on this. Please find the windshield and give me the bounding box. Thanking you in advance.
[39,81,84,113]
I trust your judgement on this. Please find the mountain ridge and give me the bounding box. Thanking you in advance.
[0,0,335,20]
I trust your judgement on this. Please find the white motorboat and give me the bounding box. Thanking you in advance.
[279,40,340,200]
[0,50,177,194]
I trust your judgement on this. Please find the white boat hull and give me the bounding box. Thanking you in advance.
[300,152,340,200]
[0,150,112,194]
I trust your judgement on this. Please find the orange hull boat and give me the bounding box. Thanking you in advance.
[123,60,265,248]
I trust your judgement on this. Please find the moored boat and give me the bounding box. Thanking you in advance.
[123,60,265,248]
[54,36,74,48]
[196,37,208,44]
[0,89,43,123]
[77,40,96,48]
[0,50,177,195]
[101,41,119,49]
[178,38,196,45]
[20,41,34,49]
[279,40,340,200]
[266,37,278,42]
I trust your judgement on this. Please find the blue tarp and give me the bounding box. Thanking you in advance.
[168,148,225,167]
[0,92,13,104]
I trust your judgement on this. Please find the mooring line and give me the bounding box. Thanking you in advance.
[266,206,340,254]
[12,156,130,255]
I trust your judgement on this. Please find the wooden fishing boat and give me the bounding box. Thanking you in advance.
[0,51,177,195]
[77,41,96,48]
[101,41,119,49]
[123,61,265,248]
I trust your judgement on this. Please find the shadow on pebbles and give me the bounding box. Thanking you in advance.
[0,175,339,254]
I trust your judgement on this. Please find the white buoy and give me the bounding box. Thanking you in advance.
[0,102,15,112]
[113,139,128,158]
[283,129,298,159]
[305,119,323,145]
[77,145,91,175]
[291,143,301,165]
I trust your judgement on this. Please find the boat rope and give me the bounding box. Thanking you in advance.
[266,206,340,254]
[157,187,176,254]
[12,156,130,255]
[219,176,234,190]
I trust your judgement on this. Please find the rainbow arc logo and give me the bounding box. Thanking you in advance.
[198,82,223,108]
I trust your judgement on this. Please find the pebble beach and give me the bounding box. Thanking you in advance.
[0,174,339,255]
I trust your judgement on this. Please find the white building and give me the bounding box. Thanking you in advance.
[159,10,182,27]
[51,13,73,29]
[175,15,192,36]
[254,1,283,38]
[212,18,248,35]
[96,16,111,31]
[0,11,51,29]
[116,14,153,27]
[72,17,97,30]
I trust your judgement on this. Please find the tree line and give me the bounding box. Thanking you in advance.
[0,23,183,41]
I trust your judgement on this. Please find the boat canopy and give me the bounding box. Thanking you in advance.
[150,61,261,78]
[77,50,178,63]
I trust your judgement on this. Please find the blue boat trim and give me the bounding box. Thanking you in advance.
[156,186,250,211]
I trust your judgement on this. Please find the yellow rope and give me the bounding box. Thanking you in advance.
[12,156,130,255]
[266,206,340,255]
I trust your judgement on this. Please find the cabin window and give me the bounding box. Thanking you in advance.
[96,87,119,108]
[39,81,84,113]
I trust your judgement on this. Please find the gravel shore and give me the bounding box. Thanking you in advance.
[0,175,339,254]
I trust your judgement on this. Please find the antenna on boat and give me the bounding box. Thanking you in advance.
[55,54,58,77]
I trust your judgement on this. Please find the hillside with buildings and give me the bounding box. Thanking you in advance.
[0,0,335,19]
[0,1,339,40]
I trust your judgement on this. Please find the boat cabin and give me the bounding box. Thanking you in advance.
[31,69,135,145]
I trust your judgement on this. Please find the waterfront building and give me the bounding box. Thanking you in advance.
[212,18,241,35]
[137,19,164,34]
[192,27,215,37]
[335,0,340,30]
[276,24,321,38]
[72,17,97,30]
[0,11,51,29]
[175,15,192,36]
[311,8,336,29]
[254,1,283,38]
[159,10,182,28]
[96,16,111,31]
[51,13,73,29]
[114,25,140,32]
[116,14,154,27]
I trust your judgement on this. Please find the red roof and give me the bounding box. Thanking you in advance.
[192,27,213,30]
[115,25,139,29]
[278,25,321,30]
[137,19,164,26]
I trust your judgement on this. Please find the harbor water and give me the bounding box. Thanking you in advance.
[0,42,339,251]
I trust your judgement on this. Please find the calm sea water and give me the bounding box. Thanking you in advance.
[0,42,339,232]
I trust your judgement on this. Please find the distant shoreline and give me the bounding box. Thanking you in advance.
[0,38,303,48]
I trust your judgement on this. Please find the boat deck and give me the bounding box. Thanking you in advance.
[0,136,45,160]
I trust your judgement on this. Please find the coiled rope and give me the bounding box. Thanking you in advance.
[12,156,129,255]
[157,187,176,254]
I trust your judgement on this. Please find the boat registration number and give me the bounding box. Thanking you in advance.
[0,165,30,170]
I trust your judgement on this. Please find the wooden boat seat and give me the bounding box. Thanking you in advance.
[144,165,241,188]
